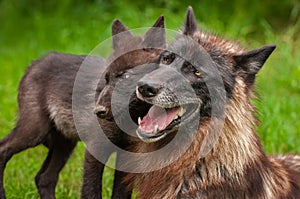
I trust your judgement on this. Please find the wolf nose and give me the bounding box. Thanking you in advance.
[137,81,160,98]
[94,105,109,118]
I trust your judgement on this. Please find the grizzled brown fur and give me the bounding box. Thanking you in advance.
[123,7,300,199]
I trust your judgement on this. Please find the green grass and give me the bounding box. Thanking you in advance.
[0,0,299,198]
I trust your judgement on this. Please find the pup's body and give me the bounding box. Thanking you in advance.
[0,16,166,198]
[0,52,104,198]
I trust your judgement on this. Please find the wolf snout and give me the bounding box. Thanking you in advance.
[94,105,109,118]
[137,81,161,98]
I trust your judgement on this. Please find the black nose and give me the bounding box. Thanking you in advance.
[137,81,160,98]
[94,105,109,118]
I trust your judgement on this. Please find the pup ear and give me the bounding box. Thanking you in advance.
[143,15,166,48]
[112,19,134,49]
[233,44,276,84]
[183,6,198,36]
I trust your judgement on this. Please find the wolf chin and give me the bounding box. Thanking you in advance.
[122,7,300,199]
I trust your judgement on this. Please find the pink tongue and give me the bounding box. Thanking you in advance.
[139,105,180,133]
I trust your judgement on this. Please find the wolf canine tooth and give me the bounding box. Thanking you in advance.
[153,125,159,134]
[178,107,185,116]
[138,117,141,125]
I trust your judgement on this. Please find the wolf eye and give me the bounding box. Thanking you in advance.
[182,61,202,78]
[194,70,202,77]
[124,74,130,79]
[161,53,175,65]
[115,71,130,79]
[162,57,170,64]
[115,71,125,78]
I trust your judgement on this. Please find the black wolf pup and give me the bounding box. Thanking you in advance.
[82,17,166,198]
[124,7,300,199]
[0,52,103,199]
[0,17,165,199]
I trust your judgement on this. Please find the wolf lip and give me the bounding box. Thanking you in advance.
[136,128,167,143]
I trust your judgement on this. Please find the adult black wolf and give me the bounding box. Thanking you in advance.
[123,7,300,199]
[0,17,165,199]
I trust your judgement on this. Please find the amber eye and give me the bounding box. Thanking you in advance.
[194,70,202,77]
[161,52,175,65]
[162,57,170,64]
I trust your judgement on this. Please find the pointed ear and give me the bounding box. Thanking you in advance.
[183,6,198,36]
[233,45,276,84]
[112,19,134,49]
[143,16,166,48]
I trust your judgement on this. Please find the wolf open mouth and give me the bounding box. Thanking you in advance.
[136,102,198,143]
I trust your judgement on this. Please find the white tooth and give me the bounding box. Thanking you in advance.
[154,125,159,134]
[174,115,178,120]
[138,117,141,125]
[179,107,185,116]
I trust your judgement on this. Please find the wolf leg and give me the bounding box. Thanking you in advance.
[112,153,132,199]
[35,130,76,199]
[112,170,132,199]
[0,115,52,199]
[81,149,108,199]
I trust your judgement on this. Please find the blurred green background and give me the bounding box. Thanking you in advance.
[0,0,299,198]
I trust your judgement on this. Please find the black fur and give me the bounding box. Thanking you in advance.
[0,52,102,199]
[82,16,166,198]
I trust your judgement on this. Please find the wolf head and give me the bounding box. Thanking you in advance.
[94,16,166,125]
[135,6,276,144]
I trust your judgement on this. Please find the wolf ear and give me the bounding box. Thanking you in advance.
[143,16,166,48]
[112,19,134,49]
[183,6,198,36]
[233,45,276,84]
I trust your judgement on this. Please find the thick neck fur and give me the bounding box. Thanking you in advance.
[192,30,245,55]
[131,77,300,199]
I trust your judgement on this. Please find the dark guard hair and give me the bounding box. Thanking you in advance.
[0,52,102,199]
[82,16,166,198]
[0,17,165,199]
[123,6,300,199]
